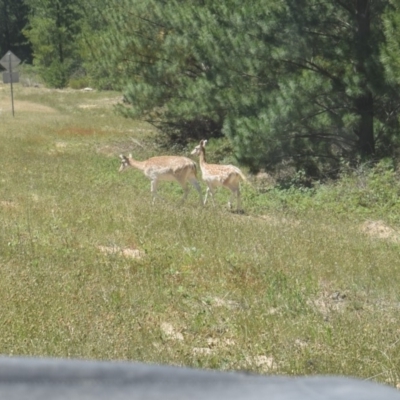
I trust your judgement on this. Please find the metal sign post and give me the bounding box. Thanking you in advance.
[1,51,21,116]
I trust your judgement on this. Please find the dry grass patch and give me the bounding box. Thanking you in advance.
[56,126,99,136]
[78,96,122,109]
[307,290,347,319]
[257,214,301,227]
[0,98,57,114]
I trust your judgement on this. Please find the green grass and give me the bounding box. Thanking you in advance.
[0,82,400,387]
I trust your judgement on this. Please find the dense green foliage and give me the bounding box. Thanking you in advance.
[4,0,400,174]
[0,0,31,62]
[73,0,113,89]
[23,0,84,87]
[382,0,400,85]
[92,0,400,174]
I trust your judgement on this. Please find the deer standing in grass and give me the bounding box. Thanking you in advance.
[190,140,246,211]
[119,153,203,205]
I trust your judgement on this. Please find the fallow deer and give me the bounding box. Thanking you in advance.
[190,140,246,211]
[119,153,203,205]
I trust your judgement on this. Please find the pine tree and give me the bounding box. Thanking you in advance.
[75,0,114,89]
[0,0,31,62]
[225,0,399,169]
[382,2,400,86]
[96,0,400,174]
[24,0,83,87]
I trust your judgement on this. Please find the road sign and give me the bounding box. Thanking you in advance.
[0,51,21,70]
[1,51,21,116]
[2,71,19,84]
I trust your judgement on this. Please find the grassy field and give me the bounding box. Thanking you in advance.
[1,82,400,388]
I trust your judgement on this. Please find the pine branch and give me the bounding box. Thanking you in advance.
[312,100,352,117]
[282,58,349,96]
[304,60,343,86]
[302,29,342,41]
[293,132,352,141]
[334,0,355,16]
[110,2,170,30]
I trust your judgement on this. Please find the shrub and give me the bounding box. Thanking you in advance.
[40,60,69,88]
[69,77,91,90]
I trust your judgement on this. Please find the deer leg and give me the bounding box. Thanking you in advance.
[236,188,242,211]
[205,186,216,206]
[203,187,209,205]
[189,178,203,205]
[180,181,190,203]
[228,190,235,210]
[151,180,158,204]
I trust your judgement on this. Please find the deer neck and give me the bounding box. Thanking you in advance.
[128,157,146,171]
[199,147,207,167]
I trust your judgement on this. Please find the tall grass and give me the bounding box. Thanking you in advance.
[0,83,399,386]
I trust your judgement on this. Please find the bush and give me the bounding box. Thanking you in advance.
[40,60,69,88]
[69,77,91,90]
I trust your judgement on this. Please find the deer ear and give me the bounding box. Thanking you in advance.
[128,153,132,158]
[203,140,208,146]
[191,147,198,155]
[119,154,124,159]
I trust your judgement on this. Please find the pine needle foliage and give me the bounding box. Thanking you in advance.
[96,0,400,175]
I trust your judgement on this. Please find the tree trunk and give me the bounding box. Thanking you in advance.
[2,0,10,50]
[354,0,375,156]
[56,2,64,63]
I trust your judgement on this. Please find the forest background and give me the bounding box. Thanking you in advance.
[3,0,400,177]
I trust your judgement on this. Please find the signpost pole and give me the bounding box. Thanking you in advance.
[8,53,15,117]
[1,51,20,116]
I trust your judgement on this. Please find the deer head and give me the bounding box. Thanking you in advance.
[118,154,130,172]
[190,140,208,156]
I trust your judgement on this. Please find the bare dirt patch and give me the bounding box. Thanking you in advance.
[0,200,17,209]
[361,220,400,243]
[192,337,236,356]
[78,104,98,109]
[209,296,240,309]
[160,322,184,341]
[98,245,144,259]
